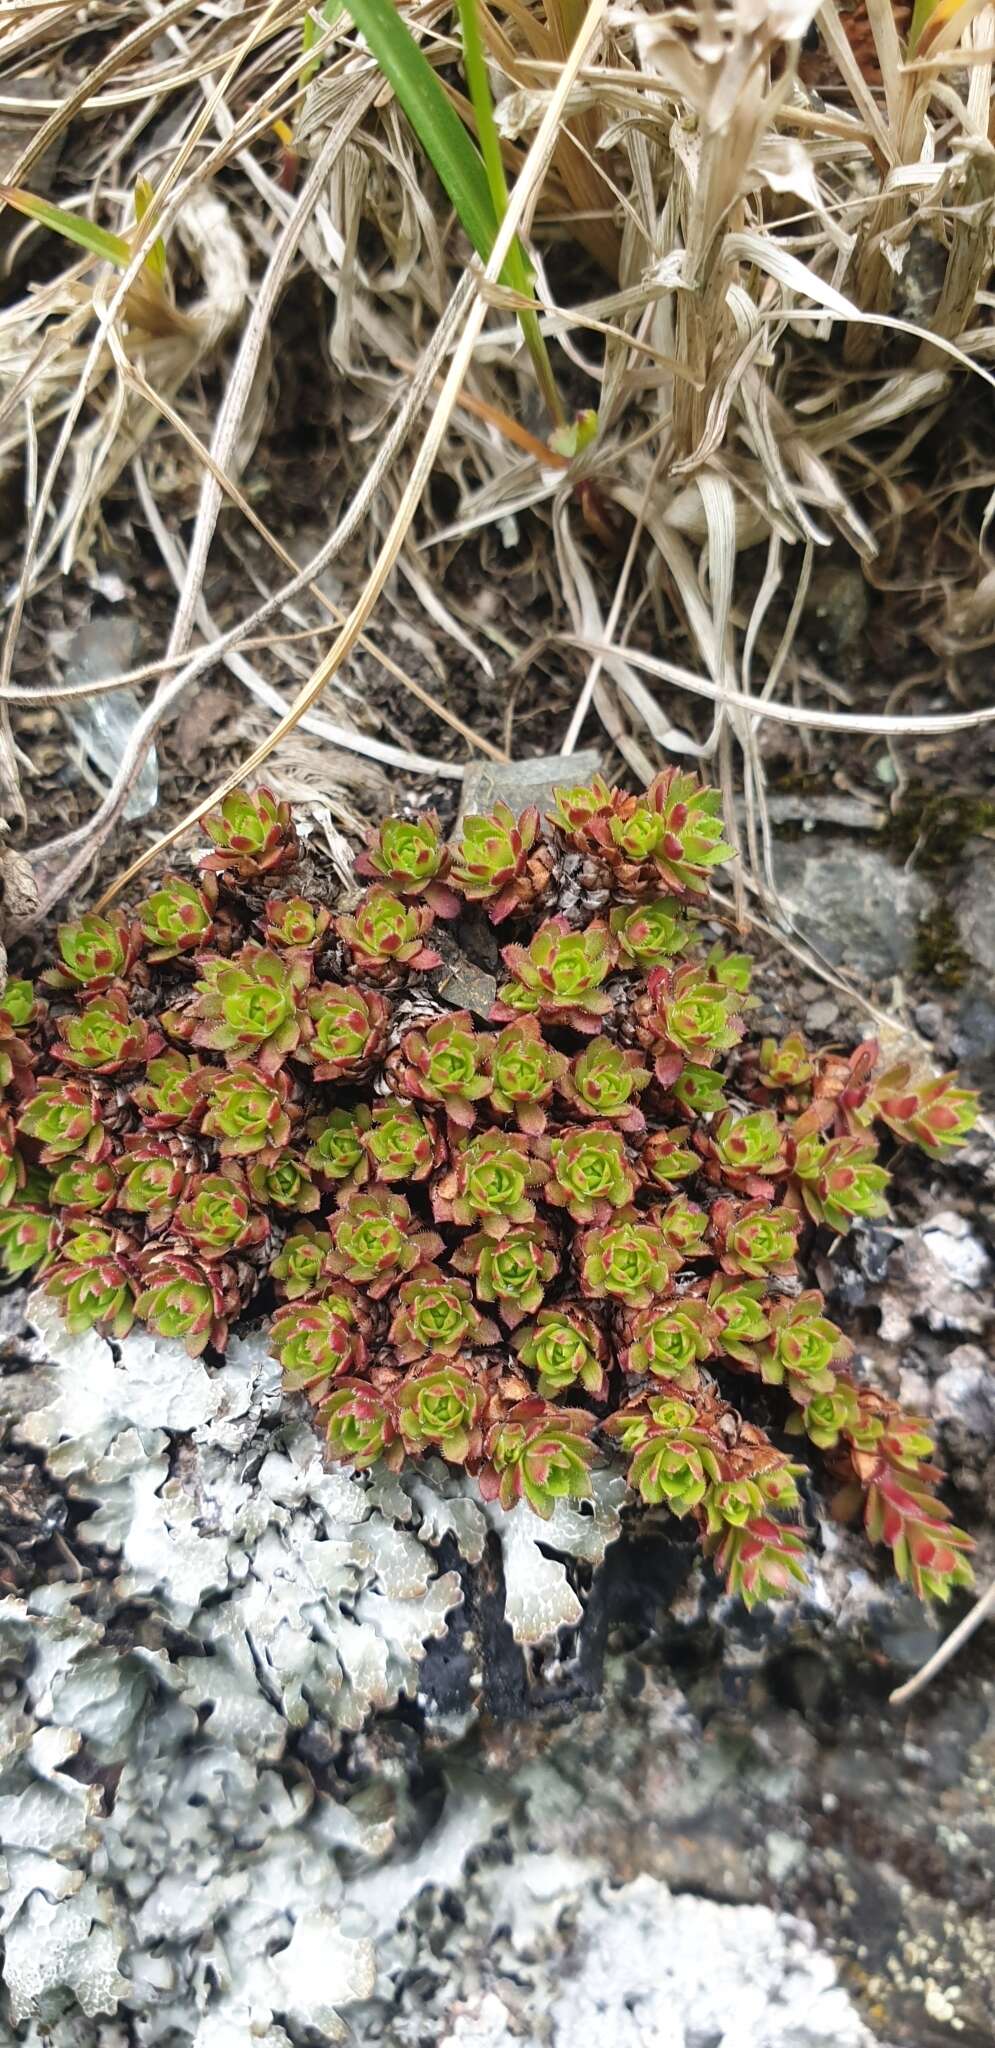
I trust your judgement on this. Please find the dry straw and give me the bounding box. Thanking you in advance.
[0,0,991,923]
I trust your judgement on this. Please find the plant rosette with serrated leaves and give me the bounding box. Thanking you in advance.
[9,778,980,1612]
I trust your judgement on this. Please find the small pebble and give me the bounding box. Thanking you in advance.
[914,1001,944,1041]
[806,999,840,1033]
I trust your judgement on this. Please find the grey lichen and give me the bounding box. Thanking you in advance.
[0,1297,626,2036]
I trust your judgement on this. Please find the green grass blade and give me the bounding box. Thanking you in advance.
[456,0,509,229]
[341,0,564,423]
[341,0,501,268]
[0,187,131,268]
[454,0,562,422]
[134,177,168,285]
[301,0,345,90]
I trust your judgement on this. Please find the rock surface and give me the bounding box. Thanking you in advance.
[775,844,934,980]
[1,1164,993,2046]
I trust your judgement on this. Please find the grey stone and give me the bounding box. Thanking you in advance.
[934,1345,995,1440]
[805,998,840,1033]
[428,924,497,1021]
[804,563,871,673]
[953,982,995,1075]
[60,619,158,822]
[914,1000,944,1040]
[459,748,603,830]
[775,843,934,980]
[879,1213,991,1339]
[955,840,995,977]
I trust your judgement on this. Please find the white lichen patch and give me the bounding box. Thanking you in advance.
[0,1301,630,2038]
[487,1469,627,1644]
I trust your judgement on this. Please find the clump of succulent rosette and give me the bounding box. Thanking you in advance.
[10,771,979,1613]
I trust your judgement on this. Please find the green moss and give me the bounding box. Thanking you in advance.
[887,789,995,874]
[914,901,971,989]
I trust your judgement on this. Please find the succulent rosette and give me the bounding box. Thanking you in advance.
[248,1151,319,1214]
[137,875,216,960]
[133,1051,207,1130]
[793,1132,891,1233]
[607,803,663,870]
[626,1430,720,1511]
[545,1126,637,1226]
[319,1380,400,1470]
[796,1383,863,1450]
[604,1393,700,1457]
[546,774,616,847]
[552,784,696,893]
[0,979,38,1033]
[49,1158,118,1214]
[270,1226,335,1300]
[862,1063,978,1155]
[396,1359,486,1463]
[577,1210,678,1307]
[702,1466,801,1538]
[361,1103,442,1184]
[355,812,458,916]
[201,1066,294,1156]
[17,1079,106,1165]
[862,1472,974,1602]
[299,984,388,1083]
[200,786,298,878]
[335,888,440,976]
[643,768,735,895]
[707,1276,772,1368]
[708,1516,808,1609]
[670,1064,727,1119]
[327,1187,441,1296]
[300,1108,369,1191]
[173,1172,269,1260]
[494,917,615,1033]
[433,1128,548,1236]
[636,962,744,1079]
[45,1223,137,1339]
[513,1304,607,1398]
[450,803,551,923]
[609,900,690,969]
[0,1201,56,1277]
[116,1139,188,1224]
[391,1011,493,1129]
[704,1108,787,1193]
[653,1195,709,1260]
[453,1222,557,1328]
[42,912,139,993]
[762,1293,852,1396]
[640,1128,698,1186]
[0,1107,24,1207]
[389,1265,497,1362]
[134,1248,235,1354]
[557,1037,650,1133]
[272,1294,365,1390]
[488,1020,567,1135]
[622,1298,717,1380]
[0,979,39,1089]
[52,990,158,1075]
[481,1399,596,1516]
[261,895,331,950]
[709,1198,800,1279]
[758,1034,815,1093]
[170,946,308,1074]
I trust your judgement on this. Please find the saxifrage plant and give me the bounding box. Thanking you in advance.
[6,777,980,1610]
